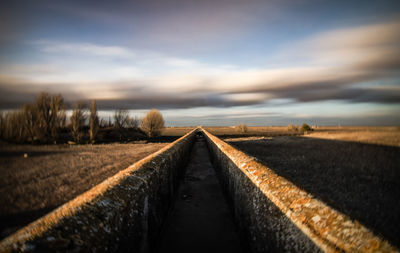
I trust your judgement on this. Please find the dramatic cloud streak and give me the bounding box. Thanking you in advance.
[33,40,134,57]
[3,19,400,109]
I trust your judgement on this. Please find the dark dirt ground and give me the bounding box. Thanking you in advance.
[158,134,246,253]
[0,142,167,239]
[228,136,400,247]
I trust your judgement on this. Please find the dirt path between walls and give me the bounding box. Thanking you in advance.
[158,134,246,253]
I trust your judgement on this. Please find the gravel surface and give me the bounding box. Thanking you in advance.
[0,142,167,238]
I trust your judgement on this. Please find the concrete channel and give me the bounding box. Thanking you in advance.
[157,132,246,253]
[0,128,398,252]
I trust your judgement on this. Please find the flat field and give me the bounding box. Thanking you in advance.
[227,126,400,246]
[204,126,298,137]
[0,142,167,238]
[162,127,195,137]
[306,126,400,146]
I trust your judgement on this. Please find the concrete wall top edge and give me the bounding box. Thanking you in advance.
[200,128,398,253]
[0,128,199,252]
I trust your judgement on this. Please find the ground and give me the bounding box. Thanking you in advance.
[162,127,195,137]
[158,134,245,253]
[0,142,167,239]
[226,127,400,247]
[305,126,400,147]
[204,126,298,137]
[1,126,399,247]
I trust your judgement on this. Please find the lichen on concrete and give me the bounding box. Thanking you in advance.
[0,129,197,253]
[202,128,398,253]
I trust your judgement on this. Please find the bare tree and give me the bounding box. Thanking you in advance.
[287,124,298,132]
[22,104,38,143]
[15,111,26,142]
[35,92,52,141]
[0,92,65,143]
[70,103,87,143]
[2,110,26,142]
[113,109,131,140]
[113,109,130,129]
[34,92,66,142]
[141,109,165,137]
[127,116,139,129]
[235,123,248,133]
[0,112,5,140]
[50,94,66,138]
[89,100,99,143]
[99,118,108,128]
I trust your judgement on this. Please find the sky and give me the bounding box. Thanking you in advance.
[0,0,400,126]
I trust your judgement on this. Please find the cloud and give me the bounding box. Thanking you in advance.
[306,21,400,72]
[43,0,278,46]
[0,75,265,109]
[32,40,134,57]
[218,20,400,103]
[0,75,83,108]
[307,22,400,50]
[1,19,400,110]
[268,86,400,104]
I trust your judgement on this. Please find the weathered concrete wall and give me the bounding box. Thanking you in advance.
[202,128,398,253]
[0,129,198,253]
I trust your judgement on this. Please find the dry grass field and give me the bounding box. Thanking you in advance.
[306,126,400,147]
[227,126,400,247]
[204,126,298,137]
[162,127,195,137]
[0,142,167,239]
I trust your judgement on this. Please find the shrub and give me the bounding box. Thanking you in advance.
[126,116,139,129]
[89,100,99,143]
[300,123,313,133]
[1,108,32,143]
[235,123,248,133]
[99,118,110,128]
[141,109,165,137]
[1,112,11,140]
[288,124,298,132]
[14,111,26,142]
[2,110,26,142]
[0,113,2,136]
[0,92,66,143]
[0,112,5,140]
[70,102,87,143]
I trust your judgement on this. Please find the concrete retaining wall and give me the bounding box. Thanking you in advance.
[202,128,398,252]
[0,129,197,253]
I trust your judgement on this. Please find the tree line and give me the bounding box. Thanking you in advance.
[0,92,165,144]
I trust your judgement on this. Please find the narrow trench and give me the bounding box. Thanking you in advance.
[157,133,246,253]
